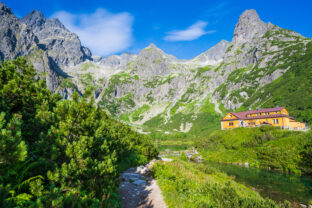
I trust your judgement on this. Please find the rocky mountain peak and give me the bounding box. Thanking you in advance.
[239,9,261,21]
[21,10,46,28]
[232,9,268,44]
[141,43,177,61]
[192,39,230,65]
[21,11,66,32]
[0,2,13,16]
[147,43,159,49]
[0,3,39,61]
[99,52,137,68]
[21,10,91,66]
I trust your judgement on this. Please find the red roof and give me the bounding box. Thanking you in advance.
[222,107,287,121]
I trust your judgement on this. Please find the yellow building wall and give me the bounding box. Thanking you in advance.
[281,108,289,115]
[223,113,238,120]
[222,120,240,129]
[245,117,285,127]
[284,117,290,127]
[289,121,306,129]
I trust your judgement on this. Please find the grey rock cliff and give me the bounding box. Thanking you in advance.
[232,9,268,45]
[0,3,38,61]
[193,40,230,65]
[100,52,137,68]
[21,10,92,67]
[131,44,177,79]
[223,9,269,68]
[0,3,61,92]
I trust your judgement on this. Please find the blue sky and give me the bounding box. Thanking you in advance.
[3,0,312,59]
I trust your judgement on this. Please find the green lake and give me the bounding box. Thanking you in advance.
[204,161,312,205]
[157,144,189,153]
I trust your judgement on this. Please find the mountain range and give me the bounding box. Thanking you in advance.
[0,2,311,137]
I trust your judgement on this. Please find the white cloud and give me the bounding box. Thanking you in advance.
[52,9,134,56]
[164,21,215,41]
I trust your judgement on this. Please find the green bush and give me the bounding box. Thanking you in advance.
[0,58,158,207]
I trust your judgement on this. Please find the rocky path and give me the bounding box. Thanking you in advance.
[119,161,167,208]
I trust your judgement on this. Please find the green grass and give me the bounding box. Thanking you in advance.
[132,104,150,121]
[80,62,98,71]
[59,77,76,88]
[239,41,312,124]
[143,74,176,88]
[80,72,94,86]
[195,66,212,78]
[195,126,311,174]
[151,159,280,208]
[143,97,221,140]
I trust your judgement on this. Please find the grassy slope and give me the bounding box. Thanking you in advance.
[195,126,311,174]
[240,41,312,124]
[151,160,281,208]
[144,97,222,141]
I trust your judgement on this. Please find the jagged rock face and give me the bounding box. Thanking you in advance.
[0,3,38,61]
[21,10,92,67]
[100,52,137,68]
[0,3,62,92]
[132,44,177,79]
[192,40,230,65]
[28,50,61,91]
[223,9,269,68]
[232,9,268,45]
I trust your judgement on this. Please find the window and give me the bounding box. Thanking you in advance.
[276,119,279,124]
[273,119,275,124]
[229,122,234,126]
[228,115,232,118]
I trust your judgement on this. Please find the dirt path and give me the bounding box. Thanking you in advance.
[119,162,167,208]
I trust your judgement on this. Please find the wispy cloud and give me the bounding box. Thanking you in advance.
[164,21,215,42]
[52,9,134,56]
[203,1,231,21]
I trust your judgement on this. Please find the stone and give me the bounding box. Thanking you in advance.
[21,10,92,67]
[232,9,268,45]
[133,179,146,186]
[0,3,61,92]
[136,165,149,175]
[0,3,38,61]
[161,158,173,162]
[192,40,230,65]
